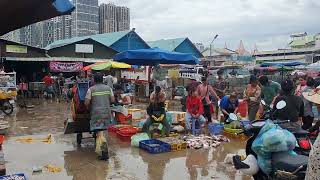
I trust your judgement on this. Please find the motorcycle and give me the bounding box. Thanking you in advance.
[233,100,309,180]
[0,98,14,115]
[260,100,312,156]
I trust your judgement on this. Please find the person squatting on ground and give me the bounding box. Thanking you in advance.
[244,75,261,121]
[197,76,219,122]
[219,92,239,122]
[142,86,170,136]
[185,86,206,132]
[85,72,115,160]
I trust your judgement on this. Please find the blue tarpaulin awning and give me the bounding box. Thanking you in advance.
[113,48,199,66]
[260,61,305,67]
[0,0,75,35]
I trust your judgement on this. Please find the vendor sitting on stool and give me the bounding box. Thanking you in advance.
[185,86,206,132]
[114,84,132,106]
[219,92,239,122]
[142,86,170,136]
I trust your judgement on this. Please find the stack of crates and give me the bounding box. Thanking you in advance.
[128,109,147,127]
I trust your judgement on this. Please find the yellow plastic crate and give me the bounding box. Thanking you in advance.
[159,137,187,152]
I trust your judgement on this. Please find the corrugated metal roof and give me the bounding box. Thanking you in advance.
[289,35,315,47]
[45,30,130,50]
[91,30,130,47]
[5,57,109,63]
[147,38,186,51]
[202,48,237,57]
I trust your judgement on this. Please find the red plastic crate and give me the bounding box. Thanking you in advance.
[107,125,117,133]
[0,136,4,145]
[116,131,136,141]
[118,127,138,134]
[116,113,132,122]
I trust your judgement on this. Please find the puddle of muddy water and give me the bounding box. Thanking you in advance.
[2,99,251,180]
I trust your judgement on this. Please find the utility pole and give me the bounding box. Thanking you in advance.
[209,34,219,57]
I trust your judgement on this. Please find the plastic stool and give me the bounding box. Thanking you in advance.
[149,123,166,138]
[191,118,201,135]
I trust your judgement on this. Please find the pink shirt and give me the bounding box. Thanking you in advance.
[197,84,216,104]
[19,83,28,91]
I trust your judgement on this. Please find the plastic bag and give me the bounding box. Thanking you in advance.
[131,133,150,147]
[252,120,297,175]
[95,132,107,155]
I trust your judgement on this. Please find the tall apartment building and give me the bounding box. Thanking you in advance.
[51,15,72,43]
[72,0,99,37]
[117,6,130,32]
[42,19,54,48]
[1,30,20,42]
[99,3,130,33]
[17,22,43,47]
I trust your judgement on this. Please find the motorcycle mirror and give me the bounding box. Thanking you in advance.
[229,113,238,121]
[276,100,286,110]
[261,100,266,106]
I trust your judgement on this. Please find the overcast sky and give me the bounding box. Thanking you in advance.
[100,0,320,51]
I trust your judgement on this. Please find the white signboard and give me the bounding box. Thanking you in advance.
[75,44,93,53]
[121,66,149,82]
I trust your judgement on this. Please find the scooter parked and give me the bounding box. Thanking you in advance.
[233,101,308,180]
[260,100,312,156]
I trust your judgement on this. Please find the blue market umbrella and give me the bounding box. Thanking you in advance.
[113,48,199,66]
[0,0,75,35]
[260,61,305,67]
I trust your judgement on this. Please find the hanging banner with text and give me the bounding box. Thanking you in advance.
[49,62,83,72]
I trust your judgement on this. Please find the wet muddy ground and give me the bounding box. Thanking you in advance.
[2,99,250,180]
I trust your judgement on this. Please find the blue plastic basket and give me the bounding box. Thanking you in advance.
[77,82,89,102]
[240,120,251,127]
[208,123,224,135]
[139,139,171,154]
[0,173,26,180]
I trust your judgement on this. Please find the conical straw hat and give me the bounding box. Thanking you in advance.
[303,90,320,104]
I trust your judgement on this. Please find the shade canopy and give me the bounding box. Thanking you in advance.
[260,61,305,67]
[83,61,131,71]
[0,0,75,35]
[113,48,199,66]
[306,61,320,71]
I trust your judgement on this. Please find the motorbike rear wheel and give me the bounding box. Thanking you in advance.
[2,101,13,115]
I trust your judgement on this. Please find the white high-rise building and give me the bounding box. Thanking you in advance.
[117,6,130,32]
[99,3,117,33]
[99,3,130,33]
[1,30,20,42]
[72,0,99,37]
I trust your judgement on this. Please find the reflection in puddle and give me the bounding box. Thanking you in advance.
[3,99,251,180]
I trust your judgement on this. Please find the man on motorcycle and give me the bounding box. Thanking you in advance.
[272,79,304,131]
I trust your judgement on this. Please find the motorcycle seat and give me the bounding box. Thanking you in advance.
[293,128,309,137]
[272,152,308,173]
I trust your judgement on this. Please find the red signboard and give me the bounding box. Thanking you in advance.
[49,62,83,72]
